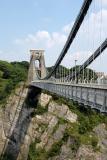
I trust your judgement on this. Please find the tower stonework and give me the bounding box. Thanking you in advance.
[28,50,47,83]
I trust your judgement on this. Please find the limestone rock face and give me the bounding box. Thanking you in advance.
[0,90,107,160]
[94,123,107,149]
[19,93,78,159]
[48,101,77,123]
[75,124,107,160]
[0,83,33,160]
[93,124,107,159]
[76,145,96,159]
[45,124,67,151]
[39,93,52,107]
[65,109,77,123]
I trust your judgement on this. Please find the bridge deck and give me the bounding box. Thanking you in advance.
[31,81,107,113]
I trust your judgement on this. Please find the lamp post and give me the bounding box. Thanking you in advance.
[75,60,77,83]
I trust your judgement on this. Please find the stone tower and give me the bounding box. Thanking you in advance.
[28,50,47,83]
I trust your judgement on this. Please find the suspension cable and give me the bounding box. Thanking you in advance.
[92,0,95,82]
[87,0,90,83]
[100,0,102,70]
[67,38,107,80]
[40,0,93,80]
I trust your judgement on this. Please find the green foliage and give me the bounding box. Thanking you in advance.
[62,130,69,142]
[51,95,107,149]
[64,126,81,152]
[71,65,98,81]
[0,60,29,105]
[28,140,62,160]
[91,136,98,149]
[0,79,15,104]
[47,140,62,158]
[58,117,68,124]
[78,116,93,134]
[0,70,3,77]
[11,61,29,70]
[1,154,14,160]
[52,94,107,133]
[52,123,59,134]
[28,144,47,160]
[28,130,70,160]
[52,117,67,135]
[28,92,107,159]
[47,65,69,78]
[70,135,81,152]
[0,60,13,74]
[28,138,51,160]
[34,104,48,115]
[47,65,97,80]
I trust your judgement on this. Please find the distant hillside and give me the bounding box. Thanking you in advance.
[47,65,69,78]
[47,65,97,80]
[0,60,29,104]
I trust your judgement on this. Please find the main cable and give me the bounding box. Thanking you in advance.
[41,0,93,80]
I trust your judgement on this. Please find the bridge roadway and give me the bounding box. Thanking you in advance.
[31,81,107,113]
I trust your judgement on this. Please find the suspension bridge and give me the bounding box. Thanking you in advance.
[28,0,107,113]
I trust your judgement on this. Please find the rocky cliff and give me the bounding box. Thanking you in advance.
[0,85,107,160]
[27,93,107,160]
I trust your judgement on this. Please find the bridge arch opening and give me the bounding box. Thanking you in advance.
[35,60,41,77]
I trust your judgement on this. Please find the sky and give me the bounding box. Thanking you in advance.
[0,0,107,72]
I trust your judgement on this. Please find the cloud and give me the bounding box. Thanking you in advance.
[97,0,107,7]
[61,51,92,68]
[80,9,107,46]
[62,22,74,34]
[14,30,67,65]
[13,7,107,73]
[14,30,67,49]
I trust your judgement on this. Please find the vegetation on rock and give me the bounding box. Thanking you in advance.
[28,93,107,160]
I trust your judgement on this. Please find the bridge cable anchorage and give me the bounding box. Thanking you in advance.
[65,38,107,81]
[38,0,93,80]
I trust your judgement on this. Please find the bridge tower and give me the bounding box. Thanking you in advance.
[28,50,47,83]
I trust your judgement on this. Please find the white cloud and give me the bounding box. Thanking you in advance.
[97,0,107,7]
[14,30,67,49]
[14,30,67,65]
[36,31,50,40]
[61,51,92,68]
[13,7,107,73]
[80,9,107,45]
[62,22,74,34]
